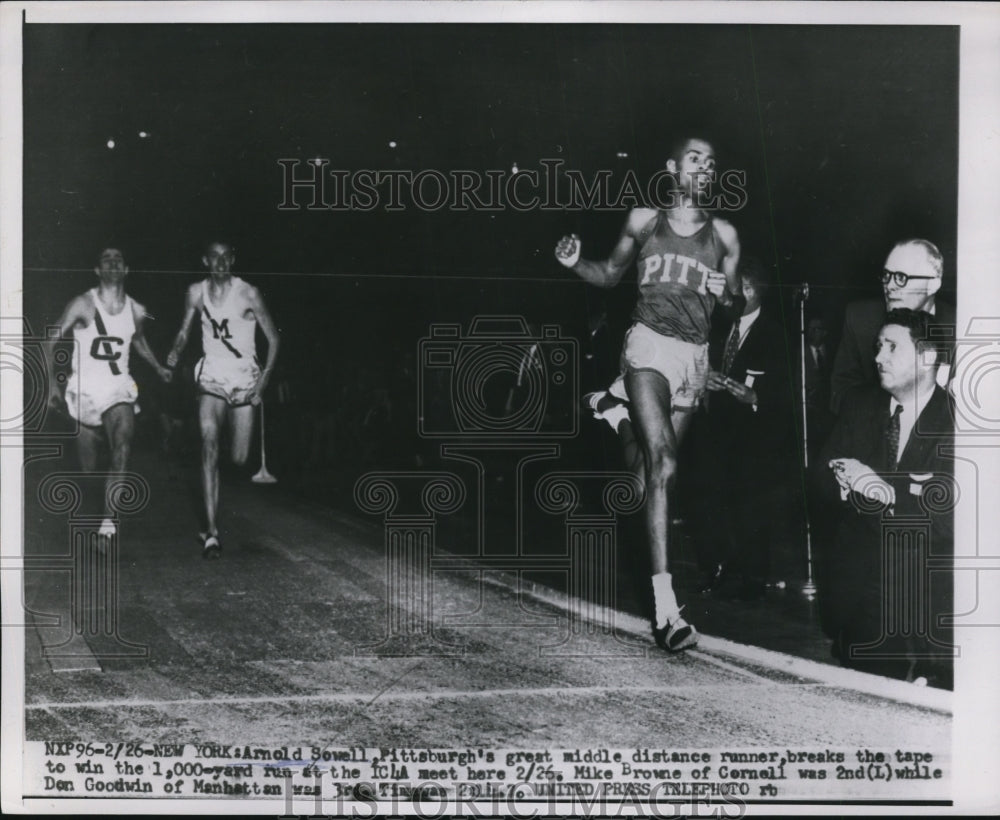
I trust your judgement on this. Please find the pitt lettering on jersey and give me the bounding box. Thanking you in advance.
[639,252,714,294]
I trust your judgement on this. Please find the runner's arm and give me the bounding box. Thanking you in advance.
[167,284,201,367]
[248,286,280,393]
[131,302,173,381]
[44,295,90,406]
[714,218,742,308]
[555,209,652,288]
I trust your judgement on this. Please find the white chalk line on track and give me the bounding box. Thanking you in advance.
[29,569,953,713]
[687,650,772,683]
[27,509,952,715]
[179,482,954,712]
[27,681,798,712]
[485,573,954,714]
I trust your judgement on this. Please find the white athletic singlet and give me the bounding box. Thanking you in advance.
[72,288,136,384]
[65,289,139,425]
[199,277,257,363]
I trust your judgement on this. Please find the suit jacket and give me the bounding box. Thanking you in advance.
[830,298,955,414]
[705,308,799,479]
[803,344,830,411]
[814,384,954,635]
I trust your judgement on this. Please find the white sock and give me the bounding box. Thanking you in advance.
[600,403,631,431]
[652,572,679,629]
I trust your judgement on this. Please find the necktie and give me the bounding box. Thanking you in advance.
[722,318,741,376]
[815,346,826,374]
[886,404,903,470]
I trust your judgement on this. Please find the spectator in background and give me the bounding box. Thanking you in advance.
[816,308,954,688]
[694,257,798,600]
[830,239,954,414]
[801,314,834,459]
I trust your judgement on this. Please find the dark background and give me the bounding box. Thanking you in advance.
[24,24,957,321]
[22,23,958,503]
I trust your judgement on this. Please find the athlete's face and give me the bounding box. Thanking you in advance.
[882,244,940,311]
[875,323,918,395]
[667,139,716,194]
[203,244,235,276]
[94,248,128,282]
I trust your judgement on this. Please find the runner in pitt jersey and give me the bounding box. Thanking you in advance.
[555,137,741,652]
[167,241,280,558]
[45,247,173,544]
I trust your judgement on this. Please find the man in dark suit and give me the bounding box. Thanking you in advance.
[816,308,954,687]
[830,239,955,414]
[696,257,799,600]
[802,315,834,460]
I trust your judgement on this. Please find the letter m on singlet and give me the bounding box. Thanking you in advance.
[209,317,232,340]
[203,307,242,358]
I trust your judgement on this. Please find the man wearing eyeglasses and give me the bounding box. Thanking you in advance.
[830,239,954,414]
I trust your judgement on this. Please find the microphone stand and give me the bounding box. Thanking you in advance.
[252,400,278,484]
[796,283,818,600]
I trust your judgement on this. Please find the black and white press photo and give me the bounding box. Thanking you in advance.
[2,1,999,815]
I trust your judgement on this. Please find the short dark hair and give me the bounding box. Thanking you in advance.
[204,240,235,255]
[738,256,773,292]
[883,308,941,365]
[667,135,716,164]
[97,246,124,261]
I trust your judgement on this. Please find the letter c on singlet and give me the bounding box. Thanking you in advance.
[89,336,124,361]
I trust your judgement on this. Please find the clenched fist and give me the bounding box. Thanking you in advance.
[706,271,727,297]
[555,234,582,268]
